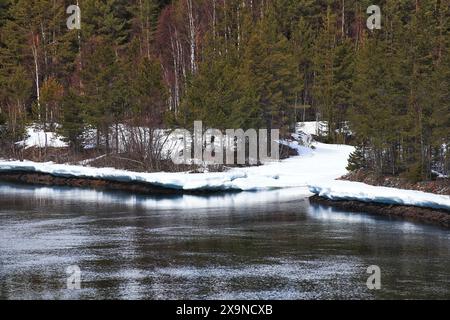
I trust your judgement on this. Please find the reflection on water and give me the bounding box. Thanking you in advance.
[0,183,311,210]
[0,183,449,300]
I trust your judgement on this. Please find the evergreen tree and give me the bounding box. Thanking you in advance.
[81,38,120,152]
[346,145,366,172]
[0,0,446,178]
[59,90,85,151]
[241,5,299,133]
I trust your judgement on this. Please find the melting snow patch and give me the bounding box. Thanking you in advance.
[308,180,450,211]
[16,127,68,149]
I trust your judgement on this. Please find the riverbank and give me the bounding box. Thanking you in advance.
[341,169,449,195]
[0,171,196,195]
[0,143,354,192]
[309,195,450,228]
[308,180,450,211]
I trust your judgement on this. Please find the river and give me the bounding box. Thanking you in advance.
[0,183,449,300]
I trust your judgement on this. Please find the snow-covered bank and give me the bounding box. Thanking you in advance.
[0,142,354,192]
[309,181,450,211]
[2,140,449,213]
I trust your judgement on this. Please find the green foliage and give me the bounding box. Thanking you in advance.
[346,146,366,172]
[180,2,299,133]
[348,0,449,178]
[0,0,447,179]
[131,56,167,126]
[403,162,425,184]
[59,90,85,151]
[81,0,132,46]
[242,9,300,132]
[312,6,355,142]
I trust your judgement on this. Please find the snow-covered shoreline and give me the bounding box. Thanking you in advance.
[309,181,450,211]
[0,142,354,192]
[1,139,449,213]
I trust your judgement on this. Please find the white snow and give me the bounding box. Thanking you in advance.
[279,139,314,157]
[296,121,353,137]
[16,127,68,149]
[309,180,450,211]
[278,132,314,156]
[296,121,328,136]
[0,142,354,192]
[432,170,448,179]
[3,133,449,211]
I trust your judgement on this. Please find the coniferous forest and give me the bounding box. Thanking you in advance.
[0,0,449,180]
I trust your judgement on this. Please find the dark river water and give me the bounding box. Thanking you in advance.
[0,183,449,300]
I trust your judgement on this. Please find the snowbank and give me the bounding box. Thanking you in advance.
[309,181,450,211]
[3,140,448,212]
[0,142,354,192]
[16,127,68,149]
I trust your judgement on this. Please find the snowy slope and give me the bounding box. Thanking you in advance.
[0,142,354,192]
[309,181,450,211]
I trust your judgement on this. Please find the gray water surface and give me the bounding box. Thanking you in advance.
[0,183,449,300]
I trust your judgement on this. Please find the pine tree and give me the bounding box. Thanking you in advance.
[241,4,299,133]
[131,54,167,128]
[291,17,315,120]
[38,77,64,131]
[81,38,120,152]
[312,6,338,142]
[5,66,31,139]
[59,90,85,151]
[129,0,160,58]
[346,145,366,171]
